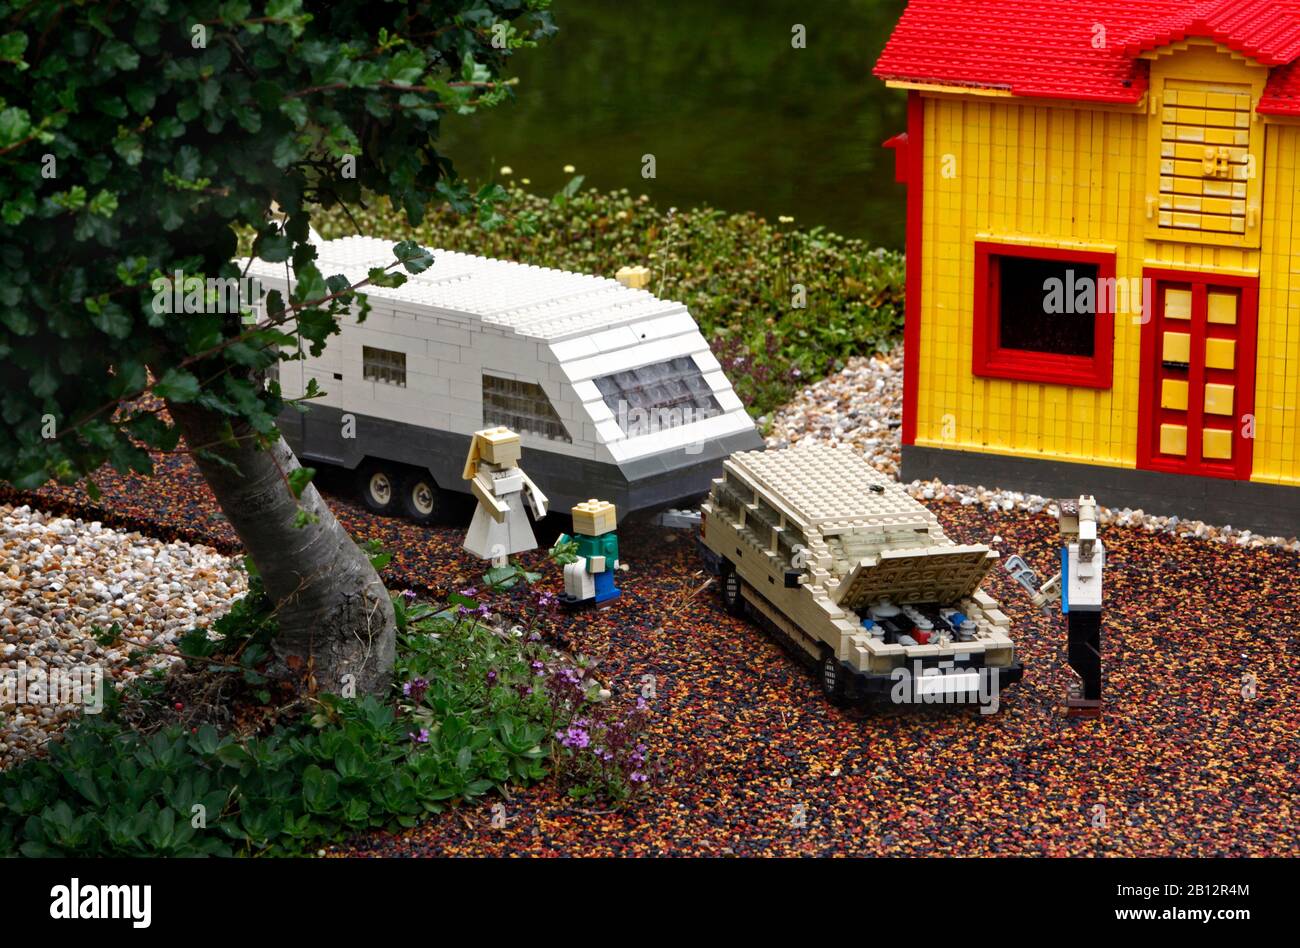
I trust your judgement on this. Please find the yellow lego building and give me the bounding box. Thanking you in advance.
[875,0,1300,534]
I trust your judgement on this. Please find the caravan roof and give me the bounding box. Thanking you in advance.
[244,235,685,342]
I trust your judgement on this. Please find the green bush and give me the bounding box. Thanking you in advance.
[314,182,906,418]
[0,577,654,856]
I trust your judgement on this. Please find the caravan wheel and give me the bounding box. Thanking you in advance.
[357,463,398,515]
[399,470,441,525]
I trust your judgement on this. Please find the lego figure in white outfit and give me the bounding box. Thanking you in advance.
[462,427,548,566]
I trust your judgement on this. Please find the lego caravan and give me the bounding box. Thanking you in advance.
[243,236,761,523]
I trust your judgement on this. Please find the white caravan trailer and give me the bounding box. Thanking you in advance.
[242,236,762,523]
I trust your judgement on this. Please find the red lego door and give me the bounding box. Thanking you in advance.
[1137,270,1258,480]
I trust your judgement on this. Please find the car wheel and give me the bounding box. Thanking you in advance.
[357,463,398,515]
[720,563,746,617]
[820,650,850,706]
[399,469,441,525]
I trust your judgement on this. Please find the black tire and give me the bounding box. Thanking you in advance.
[398,469,441,525]
[819,649,851,707]
[720,563,746,617]
[356,462,398,515]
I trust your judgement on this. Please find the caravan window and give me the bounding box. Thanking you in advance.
[594,357,722,436]
[482,374,572,442]
[363,346,406,386]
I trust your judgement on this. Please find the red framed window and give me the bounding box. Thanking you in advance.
[972,242,1116,388]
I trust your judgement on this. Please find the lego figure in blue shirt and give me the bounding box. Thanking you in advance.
[555,499,623,608]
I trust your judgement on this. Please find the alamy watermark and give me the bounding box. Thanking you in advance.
[151,270,262,320]
[1042,270,1154,324]
[0,665,105,714]
[615,399,716,455]
[889,660,1002,714]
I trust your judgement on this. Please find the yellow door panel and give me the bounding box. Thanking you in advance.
[1207,293,1238,324]
[1205,337,1236,370]
[1163,331,1191,363]
[1202,429,1233,460]
[1204,383,1235,415]
[1160,424,1188,456]
[1164,289,1192,320]
[1161,379,1189,410]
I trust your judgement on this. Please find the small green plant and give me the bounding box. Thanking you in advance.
[397,586,665,804]
[548,534,580,566]
[0,573,662,856]
[481,559,541,592]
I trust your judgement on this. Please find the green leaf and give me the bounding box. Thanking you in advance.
[0,107,32,149]
[152,368,201,403]
[100,40,140,72]
[173,145,202,181]
[86,299,132,339]
[278,98,307,127]
[365,266,406,289]
[29,360,58,398]
[257,232,292,263]
[287,466,315,498]
[393,240,434,274]
[0,32,29,69]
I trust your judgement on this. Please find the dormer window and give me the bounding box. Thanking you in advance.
[1146,68,1265,249]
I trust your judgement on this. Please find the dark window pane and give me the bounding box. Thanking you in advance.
[998,257,1097,358]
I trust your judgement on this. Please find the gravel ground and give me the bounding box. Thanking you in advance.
[766,347,1300,552]
[3,455,1297,856]
[0,504,244,767]
[0,352,1295,853]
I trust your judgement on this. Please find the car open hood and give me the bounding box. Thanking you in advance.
[830,544,999,610]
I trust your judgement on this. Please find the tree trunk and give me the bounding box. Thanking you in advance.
[166,401,396,696]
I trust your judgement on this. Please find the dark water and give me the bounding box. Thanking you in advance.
[440,0,909,248]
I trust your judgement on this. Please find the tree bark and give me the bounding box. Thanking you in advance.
[166,400,396,696]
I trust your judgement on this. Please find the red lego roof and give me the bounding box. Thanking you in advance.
[873,0,1300,115]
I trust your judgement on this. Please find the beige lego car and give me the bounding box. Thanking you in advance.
[698,445,1023,708]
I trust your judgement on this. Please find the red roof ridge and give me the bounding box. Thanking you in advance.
[1122,1,1300,66]
[874,1,1300,117]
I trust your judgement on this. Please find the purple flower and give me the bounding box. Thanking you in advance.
[531,660,545,676]
[401,589,417,603]
[402,677,429,703]
[486,669,498,686]
[630,771,648,783]
[409,728,429,744]
[460,587,478,597]
[475,603,492,618]
[556,725,590,749]
[636,696,648,711]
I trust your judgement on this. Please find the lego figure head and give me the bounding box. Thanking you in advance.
[571,498,617,536]
[462,427,522,480]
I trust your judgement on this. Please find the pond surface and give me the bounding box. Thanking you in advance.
[440,0,909,248]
